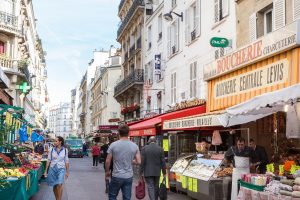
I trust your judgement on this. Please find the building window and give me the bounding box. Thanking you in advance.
[185,0,201,44]
[148,25,152,50]
[214,0,229,23]
[167,19,180,56]
[171,72,176,104]
[190,62,197,98]
[172,0,177,8]
[264,9,273,34]
[158,14,162,41]
[64,127,66,132]
[144,61,153,85]
[64,121,66,125]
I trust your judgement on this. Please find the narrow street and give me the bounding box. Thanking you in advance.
[31,157,192,200]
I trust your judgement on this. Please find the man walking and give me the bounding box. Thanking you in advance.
[105,124,141,200]
[140,136,166,200]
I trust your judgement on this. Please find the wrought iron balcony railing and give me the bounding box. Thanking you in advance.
[119,0,126,13]
[114,69,144,97]
[117,0,144,38]
[0,11,18,27]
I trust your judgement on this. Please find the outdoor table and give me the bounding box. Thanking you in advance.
[0,167,40,200]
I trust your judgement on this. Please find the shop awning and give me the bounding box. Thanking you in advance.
[219,83,300,127]
[162,111,224,130]
[129,105,206,136]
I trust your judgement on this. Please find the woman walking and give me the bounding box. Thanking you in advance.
[44,136,69,200]
[92,143,100,167]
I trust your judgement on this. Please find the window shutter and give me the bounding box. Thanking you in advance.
[196,0,201,37]
[274,0,285,30]
[190,64,193,97]
[214,0,220,23]
[167,26,171,57]
[185,9,190,44]
[249,13,257,42]
[293,0,300,21]
[144,64,148,83]
[222,0,229,18]
[175,18,180,52]
[174,73,176,102]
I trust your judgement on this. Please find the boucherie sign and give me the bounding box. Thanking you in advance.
[204,20,300,80]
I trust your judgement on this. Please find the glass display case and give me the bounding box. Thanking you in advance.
[170,154,194,174]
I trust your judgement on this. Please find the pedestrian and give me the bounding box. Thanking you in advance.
[44,136,69,200]
[92,143,100,167]
[249,139,268,173]
[34,142,44,155]
[102,137,114,193]
[105,124,141,200]
[83,142,88,157]
[140,136,166,200]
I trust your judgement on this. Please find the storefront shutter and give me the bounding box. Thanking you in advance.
[274,0,285,30]
[293,0,300,20]
[249,13,257,42]
[185,9,190,44]
[222,0,229,18]
[196,0,201,37]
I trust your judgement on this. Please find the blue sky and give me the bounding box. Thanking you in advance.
[33,0,120,104]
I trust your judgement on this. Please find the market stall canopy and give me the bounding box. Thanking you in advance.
[219,83,300,127]
[130,105,206,136]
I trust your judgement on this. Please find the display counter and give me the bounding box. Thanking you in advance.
[171,153,232,199]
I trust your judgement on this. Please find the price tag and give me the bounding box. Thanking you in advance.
[163,139,169,152]
[188,177,193,191]
[279,165,284,176]
[193,178,198,192]
[182,176,187,189]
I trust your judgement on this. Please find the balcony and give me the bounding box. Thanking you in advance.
[0,11,19,35]
[114,69,144,97]
[0,54,31,85]
[129,45,135,58]
[117,0,144,39]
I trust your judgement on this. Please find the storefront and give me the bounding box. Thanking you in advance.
[201,20,300,199]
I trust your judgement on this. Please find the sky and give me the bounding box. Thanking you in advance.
[33,0,120,105]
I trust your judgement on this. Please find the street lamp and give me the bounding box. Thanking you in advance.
[163,11,183,22]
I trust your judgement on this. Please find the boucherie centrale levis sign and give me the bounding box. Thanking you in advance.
[204,20,300,81]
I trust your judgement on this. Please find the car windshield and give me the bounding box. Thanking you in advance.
[65,140,83,146]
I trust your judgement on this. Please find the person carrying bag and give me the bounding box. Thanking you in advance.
[135,176,145,199]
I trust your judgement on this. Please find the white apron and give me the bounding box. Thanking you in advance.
[231,148,250,200]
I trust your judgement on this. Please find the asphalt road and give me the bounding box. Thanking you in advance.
[31,157,192,200]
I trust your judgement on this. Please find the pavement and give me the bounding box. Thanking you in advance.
[31,157,192,200]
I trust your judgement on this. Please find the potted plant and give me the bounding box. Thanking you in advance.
[17,59,29,69]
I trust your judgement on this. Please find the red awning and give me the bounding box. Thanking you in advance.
[129,105,206,136]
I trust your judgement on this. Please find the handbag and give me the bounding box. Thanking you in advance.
[135,177,145,199]
[159,177,167,200]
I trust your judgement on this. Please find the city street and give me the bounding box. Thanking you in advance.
[31,157,192,200]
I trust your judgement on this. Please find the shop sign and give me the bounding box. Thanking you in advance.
[210,37,229,48]
[129,128,156,136]
[154,54,161,75]
[108,118,120,123]
[174,98,206,110]
[0,24,21,36]
[163,114,222,130]
[204,20,300,80]
[214,59,289,99]
[98,125,119,130]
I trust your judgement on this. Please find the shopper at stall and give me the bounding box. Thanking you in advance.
[34,142,44,155]
[249,139,268,173]
[225,137,255,200]
[92,143,100,167]
[105,124,141,200]
[140,136,166,200]
[44,136,69,200]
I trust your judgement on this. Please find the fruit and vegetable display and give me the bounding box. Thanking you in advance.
[0,153,13,167]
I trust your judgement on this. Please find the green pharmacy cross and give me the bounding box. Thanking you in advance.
[19,82,31,94]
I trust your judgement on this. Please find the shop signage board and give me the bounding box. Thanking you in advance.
[214,59,289,99]
[204,20,300,81]
[171,98,205,111]
[129,128,156,136]
[210,37,229,48]
[154,54,161,75]
[163,114,223,130]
